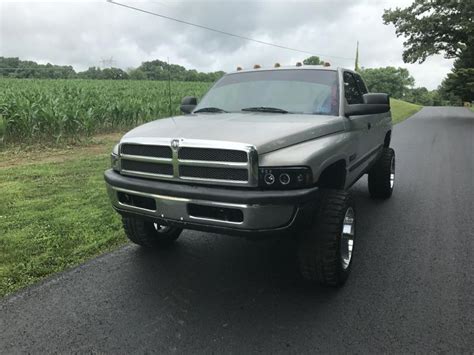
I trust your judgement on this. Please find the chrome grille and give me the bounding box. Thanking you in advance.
[121,144,171,158]
[178,147,247,162]
[117,139,258,187]
[121,160,173,176]
[179,166,248,181]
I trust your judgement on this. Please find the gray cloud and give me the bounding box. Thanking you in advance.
[0,0,453,89]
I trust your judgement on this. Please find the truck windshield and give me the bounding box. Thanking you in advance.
[195,69,339,116]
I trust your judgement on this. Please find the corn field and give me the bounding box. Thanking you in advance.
[0,79,212,143]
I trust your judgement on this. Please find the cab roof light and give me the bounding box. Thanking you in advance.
[274,62,281,68]
[253,64,261,69]
[296,62,303,67]
[236,66,243,71]
[324,62,331,67]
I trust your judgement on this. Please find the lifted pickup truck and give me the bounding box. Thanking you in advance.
[105,65,395,287]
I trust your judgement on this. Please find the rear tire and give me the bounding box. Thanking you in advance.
[368,147,395,199]
[298,189,355,287]
[122,216,182,248]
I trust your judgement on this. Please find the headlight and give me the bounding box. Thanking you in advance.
[111,144,120,171]
[258,167,312,189]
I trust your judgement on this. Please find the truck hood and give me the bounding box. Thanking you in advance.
[122,113,345,154]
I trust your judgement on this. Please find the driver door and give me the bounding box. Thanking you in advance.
[343,71,372,182]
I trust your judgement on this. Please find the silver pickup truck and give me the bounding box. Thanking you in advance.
[104,65,395,287]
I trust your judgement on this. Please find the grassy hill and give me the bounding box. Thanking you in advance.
[390,98,422,124]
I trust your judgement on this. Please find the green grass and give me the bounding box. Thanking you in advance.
[0,135,127,297]
[390,98,422,124]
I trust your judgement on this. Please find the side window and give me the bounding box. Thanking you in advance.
[354,74,368,95]
[343,72,363,104]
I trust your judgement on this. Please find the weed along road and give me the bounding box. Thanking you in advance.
[1,107,473,353]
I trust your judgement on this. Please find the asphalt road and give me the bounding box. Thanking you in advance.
[1,107,473,353]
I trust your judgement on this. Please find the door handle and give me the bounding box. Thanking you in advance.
[367,122,372,130]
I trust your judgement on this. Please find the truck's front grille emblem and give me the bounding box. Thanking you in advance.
[171,139,180,150]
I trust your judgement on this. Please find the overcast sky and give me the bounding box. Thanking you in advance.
[1,0,454,89]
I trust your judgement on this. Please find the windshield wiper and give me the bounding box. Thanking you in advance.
[241,106,289,113]
[194,107,228,113]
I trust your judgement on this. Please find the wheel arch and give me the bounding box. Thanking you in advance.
[384,130,392,147]
[316,158,347,189]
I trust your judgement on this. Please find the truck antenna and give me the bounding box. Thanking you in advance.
[167,57,173,116]
[167,57,177,126]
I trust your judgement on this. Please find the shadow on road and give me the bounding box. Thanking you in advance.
[120,183,382,314]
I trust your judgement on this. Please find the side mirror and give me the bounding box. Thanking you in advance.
[363,93,390,105]
[180,96,197,114]
[345,93,390,116]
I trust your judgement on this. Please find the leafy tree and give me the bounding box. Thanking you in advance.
[383,0,473,64]
[0,57,76,79]
[206,71,225,82]
[404,87,442,106]
[384,1,473,105]
[101,67,129,80]
[135,60,224,82]
[128,68,146,80]
[77,67,103,79]
[184,69,199,82]
[359,67,415,99]
[303,56,323,65]
[439,68,474,104]
[438,46,474,103]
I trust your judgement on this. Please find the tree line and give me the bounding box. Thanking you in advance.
[0,57,225,82]
[301,56,444,106]
[0,55,448,106]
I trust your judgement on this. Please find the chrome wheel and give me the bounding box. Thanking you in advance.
[340,207,355,270]
[390,155,395,189]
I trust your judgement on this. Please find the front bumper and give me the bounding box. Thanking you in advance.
[104,169,319,234]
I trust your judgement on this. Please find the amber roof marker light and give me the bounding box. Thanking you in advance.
[253,64,262,69]
[236,66,243,71]
[274,63,281,68]
[296,62,303,67]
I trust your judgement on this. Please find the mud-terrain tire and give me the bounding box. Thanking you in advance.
[368,147,395,199]
[122,216,182,248]
[298,189,355,287]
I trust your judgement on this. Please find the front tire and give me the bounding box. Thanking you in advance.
[368,147,395,199]
[122,216,182,248]
[298,189,355,287]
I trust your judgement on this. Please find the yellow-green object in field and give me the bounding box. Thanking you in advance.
[0,115,5,144]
